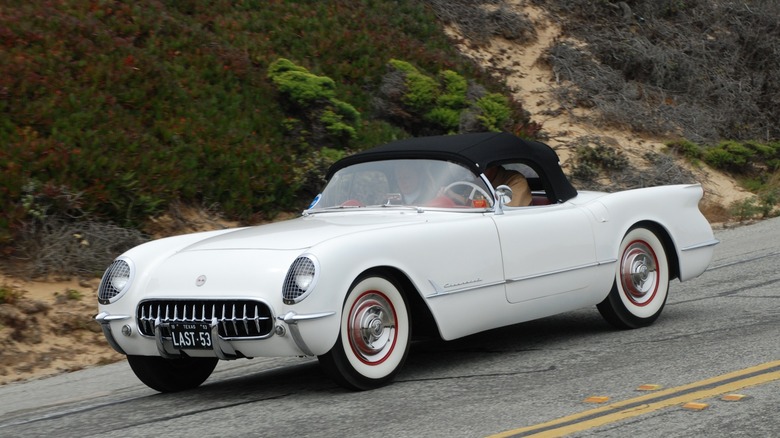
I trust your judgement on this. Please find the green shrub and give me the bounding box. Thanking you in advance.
[270,70,337,106]
[389,60,440,113]
[667,139,703,160]
[437,70,468,109]
[571,141,631,187]
[577,144,629,170]
[729,198,761,222]
[0,286,20,305]
[758,189,779,218]
[268,58,360,148]
[475,93,512,132]
[268,58,337,106]
[704,141,753,172]
[377,59,516,135]
[703,140,780,174]
[65,289,84,301]
[572,161,599,183]
[320,109,357,139]
[425,108,461,132]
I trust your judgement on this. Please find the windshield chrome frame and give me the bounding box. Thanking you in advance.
[304,159,497,214]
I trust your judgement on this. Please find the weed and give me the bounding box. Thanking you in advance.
[758,189,779,218]
[0,286,21,305]
[729,198,761,222]
[667,139,703,161]
[65,289,83,301]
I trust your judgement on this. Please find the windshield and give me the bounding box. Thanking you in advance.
[308,159,493,211]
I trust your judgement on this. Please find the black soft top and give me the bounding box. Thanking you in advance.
[328,132,577,202]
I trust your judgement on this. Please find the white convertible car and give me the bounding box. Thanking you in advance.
[95,132,718,392]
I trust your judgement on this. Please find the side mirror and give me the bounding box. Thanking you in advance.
[495,184,513,206]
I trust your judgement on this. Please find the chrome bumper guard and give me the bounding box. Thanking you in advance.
[278,311,336,356]
[94,312,130,355]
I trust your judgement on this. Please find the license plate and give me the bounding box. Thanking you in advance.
[170,322,213,349]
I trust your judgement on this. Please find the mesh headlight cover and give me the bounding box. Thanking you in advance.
[98,258,134,304]
[282,255,319,304]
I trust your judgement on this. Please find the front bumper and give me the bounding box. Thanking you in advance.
[95,309,336,359]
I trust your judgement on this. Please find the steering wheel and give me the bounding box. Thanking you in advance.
[442,181,491,205]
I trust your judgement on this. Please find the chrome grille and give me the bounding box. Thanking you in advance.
[98,259,132,304]
[136,299,274,339]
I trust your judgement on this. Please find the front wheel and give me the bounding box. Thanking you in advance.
[598,226,670,329]
[127,355,218,392]
[318,275,411,390]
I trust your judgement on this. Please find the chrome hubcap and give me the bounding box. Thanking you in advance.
[621,241,658,304]
[348,293,396,362]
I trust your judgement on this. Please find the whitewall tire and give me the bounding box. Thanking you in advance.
[598,226,670,329]
[319,274,410,390]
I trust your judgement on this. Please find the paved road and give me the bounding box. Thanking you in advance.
[1,218,778,437]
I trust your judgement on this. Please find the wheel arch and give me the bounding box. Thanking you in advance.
[356,266,442,341]
[629,220,680,281]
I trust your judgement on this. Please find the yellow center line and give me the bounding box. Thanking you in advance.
[489,360,780,438]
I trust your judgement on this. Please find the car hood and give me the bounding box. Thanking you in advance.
[180,211,429,252]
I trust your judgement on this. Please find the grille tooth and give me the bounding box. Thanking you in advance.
[136,300,273,339]
[139,306,150,335]
[231,304,238,336]
[221,304,228,335]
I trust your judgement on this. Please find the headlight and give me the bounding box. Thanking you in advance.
[98,258,135,304]
[282,255,319,304]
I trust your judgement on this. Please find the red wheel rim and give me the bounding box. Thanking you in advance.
[620,240,659,306]
[347,290,398,365]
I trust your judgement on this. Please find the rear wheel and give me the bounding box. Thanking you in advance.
[318,274,410,390]
[127,355,218,392]
[598,226,670,329]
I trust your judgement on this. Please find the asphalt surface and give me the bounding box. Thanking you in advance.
[1,217,778,437]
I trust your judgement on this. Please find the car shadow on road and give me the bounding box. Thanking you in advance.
[398,309,615,382]
[154,309,622,396]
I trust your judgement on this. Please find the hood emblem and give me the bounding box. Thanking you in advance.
[196,275,207,287]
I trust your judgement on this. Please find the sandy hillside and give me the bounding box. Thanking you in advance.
[0,1,754,386]
[0,274,125,385]
[446,1,752,208]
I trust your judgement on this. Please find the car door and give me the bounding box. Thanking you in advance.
[491,202,599,304]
